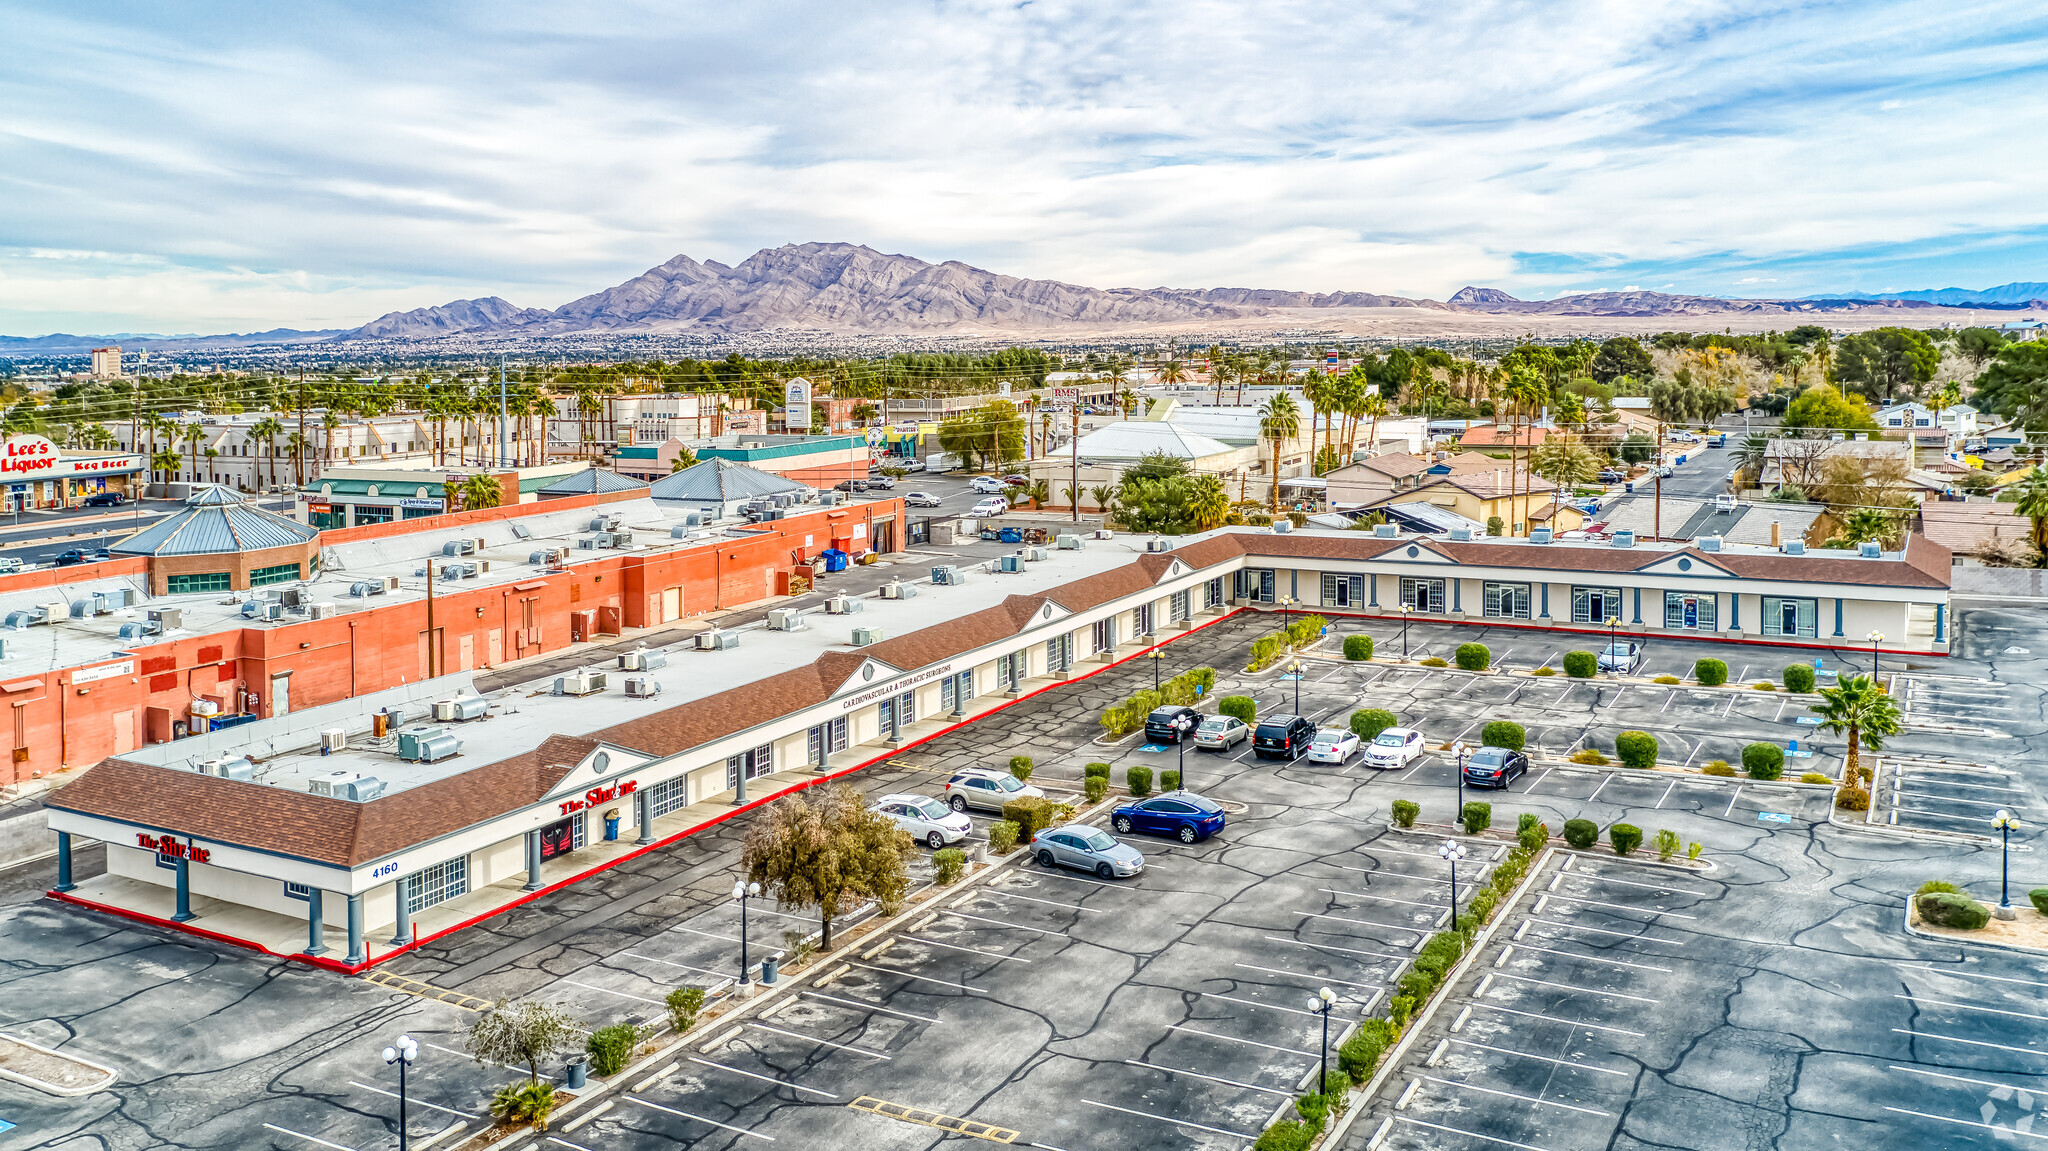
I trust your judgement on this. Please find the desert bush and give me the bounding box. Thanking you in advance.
[1390,799,1419,828]
[1654,675,1682,684]
[1083,776,1108,804]
[1125,765,1153,797]
[1519,823,1549,852]
[1562,650,1598,678]
[1609,823,1643,856]
[1917,892,1991,930]
[1614,730,1658,769]
[1420,656,1449,667]
[1083,761,1112,780]
[1461,801,1492,835]
[1783,663,1816,693]
[1455,642,1492,671]
[1350,708,1398,740]
[1390,996,1415,1026]
[1343,634,1374,661]
[1570,748,1609,765]
[1800,772,1833,784]
[1160,769,1181,792]
[1254,1120,1314,1151]
[1481,720,1526,751]
[1702,760,1735,776]
[1743,743,1784,780]
[1687,841,1704,861]
[2031,889,2048,915]
[1248,633,1286,672]
[1218,695,1257,724]
[1753,682,1776,691]
[932,847,966,884]
[1532,667,1556,676]
[1916,880,1962,896]
[1563,818,1598,849]
[1654,829,1681,861]
[1694,658,1729,686]
[586,1023,647,1077]
[988,821,1020,855]
[1836,785,1870,811]
[665,987,705,1035]
[1517,812,1539,834]
[1009,756,1033,782]
[1002,796,1058,845]
[491,1081,558,1129]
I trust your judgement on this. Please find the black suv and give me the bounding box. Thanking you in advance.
[1144,705,1202,744]
[84,492,125,507]
[1462,746,1530,789]
[1252,714,1317,760]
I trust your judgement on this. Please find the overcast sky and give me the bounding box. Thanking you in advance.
[3,1,2045,334]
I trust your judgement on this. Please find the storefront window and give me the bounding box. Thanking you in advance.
[1322,573,1363,609]
[352,505,394,525]
[1665,592,1717,631]
[1399,577,1445,613]
[1572,585,1624,624]
[167,572,232,594]
[1484,582,1531,619]
[405,857,468,915]
[250,562,302,587]
[1763,596,1817,638]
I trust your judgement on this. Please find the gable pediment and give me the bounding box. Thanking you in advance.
[1636,550,1738,578]
[830,656,910,698]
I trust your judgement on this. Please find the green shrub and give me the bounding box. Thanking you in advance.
[988,821,1020,855]
[1461,801,1492,835]
[1800,772,1832,784]
[1389,995,1415,1026]
[1743,742,1784,780]
[1519,823,1548,853]
[1218,695,1257,724]
[1653,675,1681,684]
[1343,634,1374,661]
[2031,889,2048,915]
[1486,515,1505,536]
[1784,663,1816,693]
[1532,667,1556,676]
[1609,823,1643,856]
[1562,650,1598,678]
[1002,796,1058,846]
[586,1023,646,1077]
[491,1080,558,1128]
[1653,829,1681,861]
[1570,748,1608,765]
[1286,615,1329,649]
[1687,841,1704,861]
[1125,765,1153,797]
[1009,756,1033,782]
[1338,1028,1386,1083]
[1083,776,1108,805]
[1516,812,1539,834]
[1350,708,1398,740]
[1481,720,1525,751]
[1249,633,1286,672]
[665,986,706,1035]
[1467,888,1500,923]
[1391,799,1419,828]
[1753,682,1776,691]
[1420,656,1449,667]
[1160,769,1181,792]
[1253,1120,1314,1151]
[1563,818,1598,849]
[1836,785,1870,811]
[1614,730,1658,769]
[1694,658,1728,686]
[932,847,966,884]
[1917,892,1991,930]
[1084,761,1113,779]
[1702,760,1735,777]
[1455,642,1492,671]
[1916,880,1961,896]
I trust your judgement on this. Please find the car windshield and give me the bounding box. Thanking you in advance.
[1470,750,1506,767]
[1315,730,1345,743]
[1604,644,1631,656]
[910,799,949,819]
[1197,717,1233,732]
[1148,708,1186,722]
[1373,733,1407,746]
[992,774,1023,792]
[1078,829,1118,851]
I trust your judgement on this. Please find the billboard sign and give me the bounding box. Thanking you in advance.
[1050,387,1082,404]
[785,377,812,430]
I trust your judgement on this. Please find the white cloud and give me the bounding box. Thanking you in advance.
[2,0,2046,331]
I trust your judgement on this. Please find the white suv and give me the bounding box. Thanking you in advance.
[943,768,1042,813]
[968,497,1009,517]
[971,477,1007,494]
[872,794,973,849]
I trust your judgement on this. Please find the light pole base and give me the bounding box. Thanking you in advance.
[1997,903,2018,921]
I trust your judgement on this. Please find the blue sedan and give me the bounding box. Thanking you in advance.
[1111,791,1227,843]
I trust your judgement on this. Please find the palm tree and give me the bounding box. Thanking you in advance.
[1354,391,1390,462]
[1810,673,1901,782]
[288,431,308,485]
[1185,474,1229,530]
[1258,392,1302,512]
[182,423,205,484]
[1089,484,1117,514]
[1206,345,1229,406]
[251,416,285,490]
[150,447,180,486]
[1300,369,1334,462]
[1810,332,1835,383]
[1118,387,1139,419]
[204,447,222,487]
[321,409,344,466]
[2014,466,2048,563]
[460,472,503,511]
[1731,433,1770,488]
[1827,507,1898,549]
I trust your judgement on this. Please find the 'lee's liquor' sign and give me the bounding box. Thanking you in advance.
[136,833,211,863]
[558,778,637,816]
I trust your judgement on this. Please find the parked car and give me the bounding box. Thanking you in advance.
[1112,791,1227,842]
[1252,714,1317,761]
[1668,431,1701,444]
[968,497,1009,517]
[1597,468,1627,483]
[1192,714,1251,751]
[943,768,1042,813]
[1364,727,1426,769]
[971,476,1008,494]
[53,549,97,566]
[1032,823,1144,878]
[1306,728,1361,764]
[83,492,126,507]
[904,491,943,508]
[834,479,870,493]
[1596,642,1644,674]
[1001,474,1029,487]
[866,475,896,490]
[1143,705,1202,744]
[0,557,21,575]
[872,793,973,849]
[1462,746,1530,789]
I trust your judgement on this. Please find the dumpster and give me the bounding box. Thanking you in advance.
[819,548,849,572]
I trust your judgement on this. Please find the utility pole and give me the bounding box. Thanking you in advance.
[424,561,437,679]
[297,371,307,488]
[1070,404,1080,524]
[498,355,508,470]
[1653,417,1663,541]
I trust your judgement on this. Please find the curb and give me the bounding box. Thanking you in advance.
[1902,895,2048,958]
[0,1032,119,1097]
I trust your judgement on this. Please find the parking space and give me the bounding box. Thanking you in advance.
[1877,756,2029,835]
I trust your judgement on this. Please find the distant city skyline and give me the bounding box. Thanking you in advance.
[3,1,2046,335]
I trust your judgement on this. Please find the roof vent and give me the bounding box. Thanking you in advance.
[1781,540,1806,555]
[1530,527,1553,544]
[1449,526,1472,541]
[1698,535,1723,552]
[1859,540,1882,558]
[1373,523,1398,539]
[1613,529,1636,548]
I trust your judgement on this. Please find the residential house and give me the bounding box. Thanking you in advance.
[1325,451,1518,508]
[1359,467,1584,536]
[1917,502,2033,565]
[1591,495,1824,548]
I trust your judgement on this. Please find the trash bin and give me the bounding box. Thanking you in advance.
[603,809,620,841]
[564,1054,587,1090]
[762,953,781,985]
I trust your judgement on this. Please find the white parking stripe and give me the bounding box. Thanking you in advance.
[1420,1075,1614,1116]
[565,979,664,1005]
[621,952,729,978]
[1449,1038,1630,1075]
[1884,1107,2048,1141]
[688,1057,840,1098]
[262,1124,359,1151]
[1125,1059,1293,1096]
[1898,964,2048,991]
[1522,916,1674,942]
[1318,887,1462,911]
[421,1042,556,1080]
[1560,873,1712,897]
[1166,1024,1314,1056]
[1393,1114,1558,1150]
[903,937,1031,963]
[1893,791,2019,808]
[349,1081,480,1118]
[1198,990,1324,1016]
[1896,994,2048,1023]
[1889,1065,2041,1094]
[801,991,940,1024]
[670,925,743,943]
[1508,943,1672,972]
[1468,1003,1646,1036]
[626,1095,776,1141]
[1235,962,1381,991]
[746,1022,892,1059]
[1299,910,1424,934]
[977,888,1106,913]
[942,909,1071,936]
[1892,1029,2048,1056]
[1552,896,1697,919]
[1264,935,1413,962]
[546,1137,597,1151]
[1081,1099,1254,1140]
[843,961,988,993]
[1485,971,1660,1003]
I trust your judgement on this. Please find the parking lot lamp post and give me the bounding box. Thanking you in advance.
[381,1034,418,1151]
[1867,630,1884,683]
[733,880,762,984]
[1452,740,1468,830]
[1306,987,1336,1090]
[1149,648,1165,691]
[1280,595,1297,635]
[1438,839,1468,928]
[1993,809,2022,919]
[1399,604,1413,661]
[1606,616,1620,678]
[1289,659,1302,715]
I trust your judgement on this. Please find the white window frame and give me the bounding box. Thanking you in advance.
[1763,596,1817,638]
[405,856,468,916]
[1664,591,1717,631]
[1483,581,1531,620]
[1322,573,1363,609]
[1572,585,1624,624]
[1399,577,1444,613]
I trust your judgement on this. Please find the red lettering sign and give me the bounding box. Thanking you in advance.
[135,833,211,864]
[559,778,637,816]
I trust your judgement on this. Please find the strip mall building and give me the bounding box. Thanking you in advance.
[40,515,1951,969]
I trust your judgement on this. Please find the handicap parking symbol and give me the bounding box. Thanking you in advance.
[1757,812,1793,824]
[1139,744,1170,753]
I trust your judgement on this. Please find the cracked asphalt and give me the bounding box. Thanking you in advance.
[0,607,2042,1149]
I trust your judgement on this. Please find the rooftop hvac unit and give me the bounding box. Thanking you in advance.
[1612,529,1636,548]
[684,511,706,526]
[553,668,608,696]
[40,601,66,625]
[118,588,140,608]
[459,562,480,579]
[241,600,283,621]
[879,581,917,599]
[851,627,885,646]
[931,565,965,586]
[450,696,487,720]
[771,493,796,508]
[381,576,400,593]
[116,620,160,639]
[819,491,843,506]
[69,598,95,619]
[1145,538,1170,553]
[439,564,465,581]
[396,726,444,759]
[1530,527,1553,544]
[823,595,864,614]
[1373,523,1398,538]
[320,728,347,752]
[619,647,669,671]
[415,735,462,764]
[1056,534,1084,550]
[1273,520,1292,534]
[432,699,458,722]
[1023,546,1048,561]
[382,705,408,728]
[577,536,601,550]
[767,608,806,631]
[1859,540,1882,558]
[625,675,662,698]
[588,516,611,532]
[337,776,387,801]
[1714,495,1737,513]
[1449,526,1473,541]
[511,523,532,540]
[1093,528,1114,540]
[1697,535,1723,552]
[476,559,492,574]
[1781,540,1806,555]
[309,601,337,619]
[350,581,378,597]
[442,539,476,556]
[762,507,785,521]
[997,555,1024,573]
[280,589,303,609]
[198,756,255,782]
[695,629,739,650]
[309,770,363,797]
[3,612,33,630]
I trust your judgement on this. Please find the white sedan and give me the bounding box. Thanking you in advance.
[1306,728,1361,764]
[872,794,973,849]
[1364,727,1426,769]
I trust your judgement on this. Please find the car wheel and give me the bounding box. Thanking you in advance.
[1114,816,1133,833]
[1178,825,1197,844]
[1096,862,1115,880]
[1037,849,1056,868]
[949,795,968,812]
[927,831,945,850]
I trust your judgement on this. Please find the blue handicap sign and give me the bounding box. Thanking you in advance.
[1793,716,1823,725]
[1196,685,1205,695]
[1279,673,1304,681]
[1139,744,1170,753]
[1757,812,1792,824]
